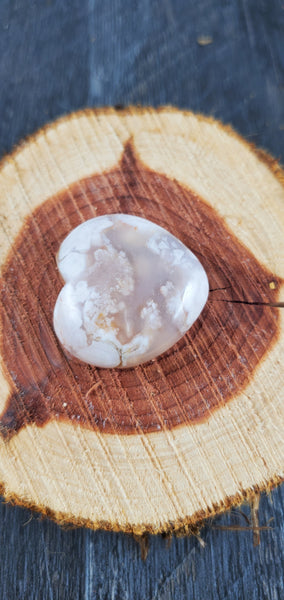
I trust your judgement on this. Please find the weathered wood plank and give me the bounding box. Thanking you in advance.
[0,487,283,599]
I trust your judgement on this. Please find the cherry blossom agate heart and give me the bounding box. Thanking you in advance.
[53,214,209,368]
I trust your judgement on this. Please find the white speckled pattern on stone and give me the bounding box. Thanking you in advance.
[53,214,209,368]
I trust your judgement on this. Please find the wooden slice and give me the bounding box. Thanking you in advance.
[0,107,283,535]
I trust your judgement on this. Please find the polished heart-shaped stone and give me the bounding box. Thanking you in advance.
[53,214,209,368]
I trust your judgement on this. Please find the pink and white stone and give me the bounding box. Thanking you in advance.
[53,214,209,368]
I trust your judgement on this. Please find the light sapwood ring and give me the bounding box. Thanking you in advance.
[0,107,283,535]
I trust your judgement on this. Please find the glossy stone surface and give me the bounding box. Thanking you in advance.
[53,214,209,368]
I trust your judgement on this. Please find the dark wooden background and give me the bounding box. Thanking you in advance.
[0,1,283,598]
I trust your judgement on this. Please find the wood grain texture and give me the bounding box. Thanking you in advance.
[1,133,282,439]
[0,0,283,598]
[0,107,283,535]
[0,487,283,600]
